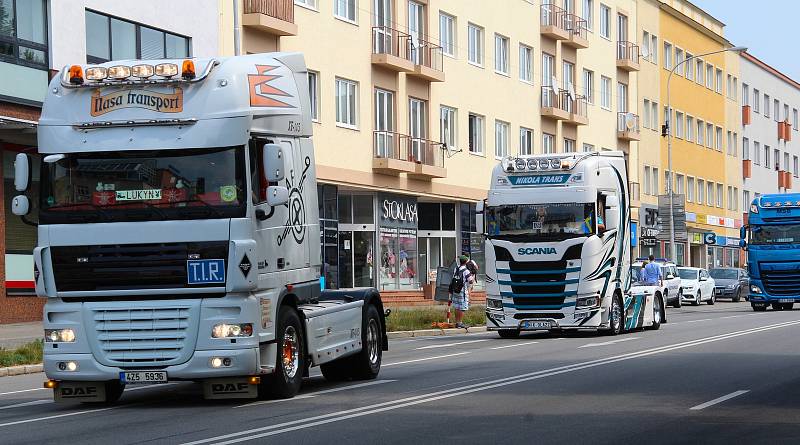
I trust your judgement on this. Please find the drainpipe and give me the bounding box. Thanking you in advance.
[233,0,242,56]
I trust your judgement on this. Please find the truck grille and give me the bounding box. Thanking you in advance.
[51,242,228,292]
[762,268,800,296]
[495,245,582,310]
[91,305,198,366]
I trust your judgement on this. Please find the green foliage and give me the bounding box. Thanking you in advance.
[0,340,43,367]
[386,305,485,332]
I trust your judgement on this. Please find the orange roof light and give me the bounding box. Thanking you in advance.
[181,60,196,80]
[68,65,83,85]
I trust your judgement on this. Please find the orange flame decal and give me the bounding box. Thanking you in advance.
[248,65,294,108]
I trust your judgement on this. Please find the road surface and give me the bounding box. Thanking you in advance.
[1,302,799,444]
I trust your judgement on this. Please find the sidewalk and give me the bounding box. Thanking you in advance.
[0,321,42,349]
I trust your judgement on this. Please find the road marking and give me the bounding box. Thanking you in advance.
[0,399,50,411]
[685,318,713,323]
[0,388,45,397]
[382,352,470,367]
[490,341,539,350]
[579,337,640,348]
[416,339,489,350]
[234,380,396,409]
[690,390,750,410]
[0,406,117,428]
[182,319,800,445]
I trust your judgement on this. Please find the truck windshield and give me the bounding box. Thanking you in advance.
[39,147,246,224]
[750,224,800,245]
[486,203,595,241]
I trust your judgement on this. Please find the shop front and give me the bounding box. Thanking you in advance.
[638,205,660,259]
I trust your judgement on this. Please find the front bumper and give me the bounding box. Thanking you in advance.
[486,307,606,331]
[44,347,259,381]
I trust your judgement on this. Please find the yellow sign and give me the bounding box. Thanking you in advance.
[91,87,183,117]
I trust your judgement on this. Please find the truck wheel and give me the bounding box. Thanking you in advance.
[605,294,623,336]
[752,303,767,312]
[648,296,663,330]
[498,329,520,339]
[264,306,305,398]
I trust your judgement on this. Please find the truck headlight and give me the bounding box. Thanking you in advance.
[45,329,76,343]
[486,298,503,310]
[212,323,253,338]
[576,295,601,308]
[750,285,763,294]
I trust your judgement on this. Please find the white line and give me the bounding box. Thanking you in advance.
[182,319,800,445]
[0,406,116,428]
[0,388,45,397]
[416,339,489,350]
[234,380,396,408]
[490,341,539,350]
[0,399,50,411]
[382,352,470,367]
[579,337,640,348]
[685,318,713,324]
[690,390,750,410]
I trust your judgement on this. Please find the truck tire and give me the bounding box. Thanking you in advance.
[321,304,383,382]
[648,296,663,330]
[264,306,305,398]
[605,294,623,336]
[498,329,521,339]
[752,302,767,312]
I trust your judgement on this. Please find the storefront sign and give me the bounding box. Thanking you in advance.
[91,87,183,117]
[380,194,418,227]
[691,232,703,244]
[507,174,570,186]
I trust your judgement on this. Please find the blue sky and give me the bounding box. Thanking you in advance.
[692,0,800,81]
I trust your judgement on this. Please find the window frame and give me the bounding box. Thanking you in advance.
[439,12,456,57]
[335,77,359,129]
[85,9,191,64]
[599,3,610,39]
[519,127,534,155]
[0,0,49,69]
[468,113,485,155]
[333,0,358,23]
[494,119,509,159]
[308,70,320,122]
[494,33,510,75]
[519,44,533,83]
[440,105,457,150]
[467,23,484,67]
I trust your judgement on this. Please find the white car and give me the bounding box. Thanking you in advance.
[631,259,684,308]
[678,267,716,306]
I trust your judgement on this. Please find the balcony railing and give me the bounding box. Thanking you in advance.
[617,112,641,141]
[413,39,443,72]
[243,0,294,23]
[373,131,445,178]
[408,137,444,168]
[372,26,411,61]
[540,3,570,38]
[374,131,410,161]
[541,86,586,124]
[563,14,589,48]
[616,41,640,71]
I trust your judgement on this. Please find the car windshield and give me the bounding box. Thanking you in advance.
[39,147,246,224]
[678,269,698,280]
[710,269,738,280]
[486,202,596,241]
[750,224,800,244]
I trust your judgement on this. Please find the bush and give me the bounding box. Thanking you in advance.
[386,305,485,332]
[0,340,43,367]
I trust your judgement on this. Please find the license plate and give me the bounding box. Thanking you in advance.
[522,320,551,330]
[187,259,226,284]
[779,298,795,303]
[120,371,167,384]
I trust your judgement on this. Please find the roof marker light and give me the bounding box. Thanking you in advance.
[85,67,107,81]
[132,64,155,78]
[526,158,538,170]
[108,65,131,79]
[182,60,196,80]
[68,65,83,85]
[155,63,179,77]
[514,159,526,171]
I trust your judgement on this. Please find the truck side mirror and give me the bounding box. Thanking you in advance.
[266,185,289,206]
[739,239,747,248]
[262,143,285,182]
[604,195,619,231]
[14,153,30,192]
[739,226,746,240]
[475,200,485,235]
[11,195,30,216]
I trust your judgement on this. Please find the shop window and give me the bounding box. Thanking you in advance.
[442,203,455,231]
[418,203,441,230]
[338,194,353,223]
[352,195,374,224]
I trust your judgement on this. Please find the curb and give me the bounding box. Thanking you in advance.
[0,363,43,377]
[387,326,487,339]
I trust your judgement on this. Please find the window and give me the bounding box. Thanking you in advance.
[707,181,714,206]
[706,123,714,149]
[494,34,509,75]
[617,82,628,112]
[742,84,749,105]
[727,186,733,210]
[519,44,533,82]
[335,78,358,127]
[564,138,576,153]
[785,152,790,171]
[644,166,651,195]
[651,34,658,64]
[727,131,732,155]
[675,48,684,75]
[685,53,694,81]
[440,106,457,150]
[86,10,190,63]
[408,102,426,162]
[374,89,395,155]
[468,23,484,66]
[582,69,594,103]
[675,111,684,138]
[582,143,595,152]
[764,94,771,118]
[733,132,738,157]
[642,31,650,62]
[733,77,738,101]
[295,0,317,8]
[676,174,685,195]
[334,0,357,22]
[582,0,594,30]
[664,42,673,69]
[687,177,695,202]
[651,101,658,130]
[733,187,738,211]
[765,145,771,169]
[599,4,610,38]
[439,13,455,56]
[784,104,790,121]
[716,126,723,152]
[664,105,671,135]
[696,59,704,85]
[794,109,798,130]
[774,99,780,122]
[686,115,694,142]
[542,133,555,154]
[0,0,47,67]
[753,89,760,113]
[715,68,723,93]
[541,52,554,87]
[726,74,732,97]
[794,156,799,177]
[706,64,713,89]
[717,184,723,208]
[600,76,612,109]
[754,141,760,165]
[743,190,750,212]
[643,99,651,129]
[468,113,485,154]
[743,137,749,160]
[652,168,659,195]
[696,120,704,146]
[495,120,509,158]
[308,71,319,122]
[520,127,534,155]
[775,148,781,170]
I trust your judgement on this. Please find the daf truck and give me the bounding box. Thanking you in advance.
[480,152,665,337]
[10,53,387,403]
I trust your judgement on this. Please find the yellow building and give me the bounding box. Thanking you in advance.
[654,0,742,268]
[219,0,643,292]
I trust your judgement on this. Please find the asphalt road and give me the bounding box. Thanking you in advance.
[2,302,800,444]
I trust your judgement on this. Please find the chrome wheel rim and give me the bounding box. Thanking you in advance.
[611,299,622,332]
[367,319,379,366]
[653,298,662,324]
[282,326,299,379]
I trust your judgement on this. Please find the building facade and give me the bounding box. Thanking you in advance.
[0,0,220,323]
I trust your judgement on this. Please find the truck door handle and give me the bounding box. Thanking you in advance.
[277,258,285,269]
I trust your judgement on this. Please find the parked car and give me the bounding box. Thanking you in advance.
[678,267,716,305]
[709,268,749,302]
[631,259,683,308]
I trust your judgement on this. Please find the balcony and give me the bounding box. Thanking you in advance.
[540,86,570,120]
[371,27,415,73]
[568,96,589,125]
[779,170,793,189]
[407,138,447,180]
[743,159,752,179]
[563,15,590,49]
[617,112,641,141]
[372,132,416,176]
[408,39,445,82]
[742,105,751,125]
[242,0,297,36]
[779,121,792,141]
[540,4,570,40]
[616,41,640,72]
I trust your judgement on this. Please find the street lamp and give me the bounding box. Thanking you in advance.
[664,45,747,264]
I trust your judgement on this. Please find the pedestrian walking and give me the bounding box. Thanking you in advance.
[449,255,474,329]
[641,255,663,287]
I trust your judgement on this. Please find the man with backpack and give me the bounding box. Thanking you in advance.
[449,255,474,329]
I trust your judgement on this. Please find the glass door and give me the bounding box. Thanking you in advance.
[353,231,375,287]
[409,98,426,163]
[375,89,395,158]
[408,1,424,64]
[373,0,392,54]
[338,231,354,288]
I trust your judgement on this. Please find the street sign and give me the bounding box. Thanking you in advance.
[656,194,687,241]
[703,232,717,245]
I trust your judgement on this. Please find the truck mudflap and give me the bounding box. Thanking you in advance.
[318,287,389,351]
[54,381,107,403]
[203,377,259,399]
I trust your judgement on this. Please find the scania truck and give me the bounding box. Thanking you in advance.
[10,53,387,403]
[480,152,665,337]
[740,193,800,311]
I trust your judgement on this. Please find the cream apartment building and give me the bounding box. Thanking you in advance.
[219,0,642,292]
